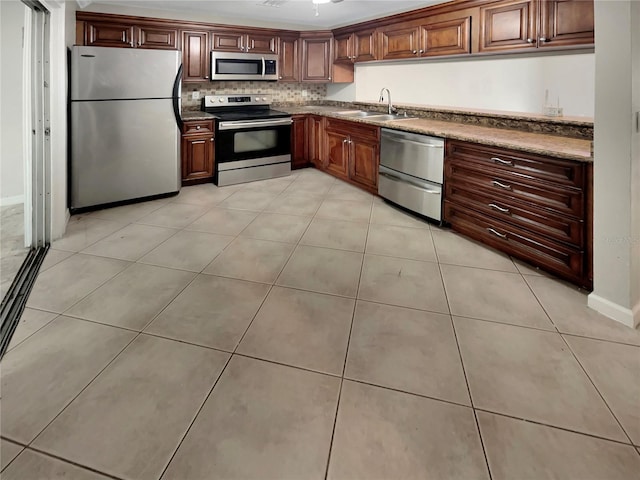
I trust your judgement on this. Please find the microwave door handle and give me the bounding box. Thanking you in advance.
[262,57,266,78]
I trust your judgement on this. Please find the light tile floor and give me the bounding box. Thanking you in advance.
[2,168,640,480]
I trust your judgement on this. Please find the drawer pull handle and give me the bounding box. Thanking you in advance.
[487,228,508,239]
[492,180,512,190]
[492,157,513,166]
[488,203,510,214]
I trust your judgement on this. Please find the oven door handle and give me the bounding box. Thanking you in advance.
[218,118,293,130]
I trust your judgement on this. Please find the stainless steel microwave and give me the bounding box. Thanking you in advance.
[210,51,278,81]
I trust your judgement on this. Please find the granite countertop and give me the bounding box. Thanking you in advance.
[182,105,592,162]
[280,105,592,162]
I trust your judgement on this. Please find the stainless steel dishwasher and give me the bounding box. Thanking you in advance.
[378,128,445,222]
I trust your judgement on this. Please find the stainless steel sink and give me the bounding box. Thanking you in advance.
[335,110,384,117]
[366,114,415,121]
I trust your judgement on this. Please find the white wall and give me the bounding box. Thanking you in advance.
[589,0,639,328]
[0,0,26,206]
[326,52,595,117]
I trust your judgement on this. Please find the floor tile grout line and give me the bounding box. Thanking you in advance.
[4,313,60,354]
[452,313,562,335]
[559,331,640,349]
[444,279,494,480]
[322,213,369,480]
[155,353,235,480]
[6,445,126,480]
[0,440,26,474]
[557,334,636,446]
[472,407,640,448]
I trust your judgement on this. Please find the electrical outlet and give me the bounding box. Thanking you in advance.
[301,90,308,98]
[192,91,201,100]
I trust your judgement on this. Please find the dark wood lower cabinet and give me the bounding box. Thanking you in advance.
[308,115,325,168]
[322,118,380,193]
[291,115,308,169]
[444,139,592,289]
[181,120,215,185]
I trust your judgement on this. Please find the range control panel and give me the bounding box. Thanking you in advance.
[203,94,272,108]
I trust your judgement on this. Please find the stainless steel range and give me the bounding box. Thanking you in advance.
[202,94,292,186]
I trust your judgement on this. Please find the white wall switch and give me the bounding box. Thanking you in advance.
[192,91,201,100]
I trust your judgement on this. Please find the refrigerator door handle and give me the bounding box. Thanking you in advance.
[172,64,183,131]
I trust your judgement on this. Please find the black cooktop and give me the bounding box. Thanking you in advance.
[203,107,290,122]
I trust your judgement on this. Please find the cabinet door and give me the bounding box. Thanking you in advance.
[279,36,299,82]
[301,36,332,82]
[324,130,349,179]
[85,21,135,48]
[182,134,215,184]
[353,29,377,62]
[378,23,421,60]
[308,116,325,169]
[479,0,537,52]
[212,32,244,52]
[334,33,354,63]
[246,33,278,54]
[137,26,178,49]
[182,31,209,83]
[420,17,471,57]
[291,116,307,169]
[349,134,379,190]
[539,0,594,48]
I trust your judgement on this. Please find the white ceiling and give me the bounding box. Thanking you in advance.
[80,1,443,29]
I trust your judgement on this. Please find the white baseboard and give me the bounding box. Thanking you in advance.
[588,293,637,328]
[0,195,25,207]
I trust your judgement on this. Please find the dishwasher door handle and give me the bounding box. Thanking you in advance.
[384,136,444,149]
[379,171,440,194]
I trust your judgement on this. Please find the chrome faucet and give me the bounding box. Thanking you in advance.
[379,87,397,115]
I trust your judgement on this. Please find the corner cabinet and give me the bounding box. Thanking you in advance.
[334,28,377,63]
[443,140,592,289]
[300,32,353,83]
[322,119,380,193]
[181,30,209,83]
[181,120,215,185]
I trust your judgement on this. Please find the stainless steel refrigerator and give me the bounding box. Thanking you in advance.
[70,46,182,211]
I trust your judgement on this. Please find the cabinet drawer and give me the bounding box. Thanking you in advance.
[446,160,584,218]
[447,140,585,189]
[325,118,379,140]
[444,201,586,286]
[182,120,214,134]
[445,179,584,246]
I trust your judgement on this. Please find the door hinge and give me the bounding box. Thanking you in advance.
[44,127,50,136]
[44,80,49,88]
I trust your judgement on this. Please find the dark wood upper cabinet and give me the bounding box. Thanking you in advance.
[211,32,244,52]
[84,21,136,48]
[137,26,178,49]
[479,0,593,52]
[212,31,278,54]
[279,35,299,82]
[539,0,594,47]
[181,31,209,83]
[353,28,378,61]
[301,34,332,82]
[420,16,471,56]
[479,0,537,52]
[334,32,353,63]
[378,23,422,60]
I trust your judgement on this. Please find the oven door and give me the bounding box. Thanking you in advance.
[216,117,292,163]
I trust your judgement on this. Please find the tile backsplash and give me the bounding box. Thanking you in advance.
[181,81,326,110]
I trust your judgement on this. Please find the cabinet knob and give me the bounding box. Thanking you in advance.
[210,137,214,142]
[343,139,348,144]
[527,38,535,43]
[204,76,209,79]
[539,37,548,43]
[279,76,282,79]
[328,77,331,80]
[418,49,424,54]
[196,125,201,130]
[412,50,417,54]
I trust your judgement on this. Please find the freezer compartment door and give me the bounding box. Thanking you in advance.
[71,46,181,100]
[71,99,180,209]
[378,165,443,221]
